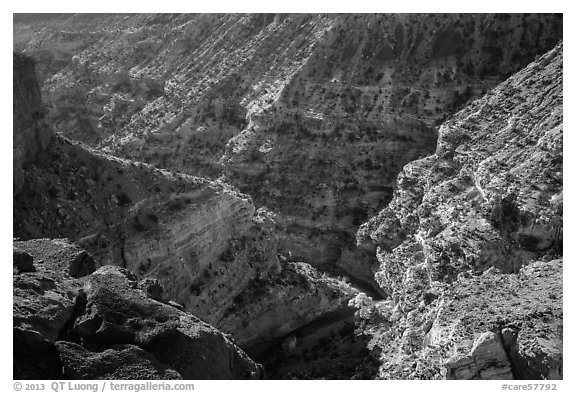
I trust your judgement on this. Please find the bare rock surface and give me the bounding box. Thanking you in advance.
[76,265,263,379]
[13,238,264,380]
[14,238,96,278]
[13,238,91,353]
[13,265,81,353]
[354,43,563,379]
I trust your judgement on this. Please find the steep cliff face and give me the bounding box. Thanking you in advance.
[13,133,353,346]
[220,14,562,284]
[14,14,562,286]
[13,53,353,351]
[355,43,562,379]
[13,53,52,195]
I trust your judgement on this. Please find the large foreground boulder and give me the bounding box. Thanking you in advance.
[13,238,264,380]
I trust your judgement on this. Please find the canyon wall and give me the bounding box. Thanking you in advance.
[355,43,563,379]
[13,53,52,195]
[13,15,563,379]
[13,52,353,349]
[14,14,563,287]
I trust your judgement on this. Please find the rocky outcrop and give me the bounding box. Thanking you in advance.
[14,238,96,278]
[438,260,562,380]
[355,43,563,379]
[13,53,52,195]
[13,239,263,380]
[14,14,562,287]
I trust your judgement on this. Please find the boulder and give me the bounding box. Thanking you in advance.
[13,239,264,379]
[74,265,264,379]
[446,331,513,379]
[13,269,82,353]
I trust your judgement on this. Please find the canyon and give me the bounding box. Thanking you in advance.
[14,52,357,378]
[13,13,562,380]
[14,13,562,289]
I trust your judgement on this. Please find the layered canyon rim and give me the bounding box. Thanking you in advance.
[13,13,562,380]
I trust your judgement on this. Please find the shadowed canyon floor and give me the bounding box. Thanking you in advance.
[13,14,562,380]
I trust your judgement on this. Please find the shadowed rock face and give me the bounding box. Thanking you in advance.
[355,43,562,379]
[13,53,51,195]
[13,13,562,288]
[13,239,263,380]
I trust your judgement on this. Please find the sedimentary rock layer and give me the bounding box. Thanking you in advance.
[355,43,563,379]
[14,14,563,285]
[13,52,354,350]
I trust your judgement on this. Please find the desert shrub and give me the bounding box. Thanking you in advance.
[489,193,522,234]
[116,191,132,206]
[47,186,59,198]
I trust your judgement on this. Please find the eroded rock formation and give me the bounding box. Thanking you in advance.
[355,43,563,379]
[13,14,563,380]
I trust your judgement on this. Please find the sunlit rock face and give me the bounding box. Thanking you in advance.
[355,43,562,379]
[14,14,562,286]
